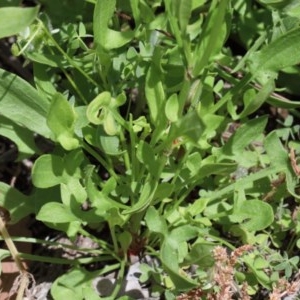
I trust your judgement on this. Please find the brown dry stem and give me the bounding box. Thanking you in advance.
[289,148,300,176]
[0,208,33,299]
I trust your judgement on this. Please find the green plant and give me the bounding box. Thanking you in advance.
[1,0,300,299]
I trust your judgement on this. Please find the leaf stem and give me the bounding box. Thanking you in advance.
[83,142,119,180]
[209,73,252,114]
[78,227,121,262]
[110,259,126,299]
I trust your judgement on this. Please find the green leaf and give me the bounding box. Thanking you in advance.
[0,6,39,39]
[86,93,119,135]
[129,0,140,25]
[97,127,121,155]
[32,151,81,191]
[47,93,79,150]
[84,169,113,214]
[243,255,272,288]
[236,78,275,119]
[37,202,79,223]
[161,240,198,291]
[0,115,39,161]
[221,115,267,157]
[51,268,99,300]
[165,93,179,122]
[187,198,210,216]
[103,110,118,136]
[184,243,215,267]
[0,68,51,137]
[0,249,11,263]
[107,207,126,227]
[264,131,289,168]
[249,27,300,82]
[60,179,87,209]
[26,53,62,68]
[93,0,134,51]
[33,62,57,101]
[74,106,89,137]
[0,0,20,7]
[230,199,274,231]
[154,183,175,200]
[32,154,64,188]
[169,225,199,246]
[192,0,230,75]
[0,182,34,224]
[86,92,111,125]
[137,141,159,178]
[64,149,85,178]
[254,257,270,269]
[118,231,132,253]
[167,0,192,42]
[201,113,225,140]
[206,164,284,204]
[199,162,237,178]
[145,206,168,238]
[186,152,202,175]
[265,132,300,198]
[177,0,192,31]
[258,0,291,8]
[145,61,166,125]
[122,179,158,214]
[267,94,300,109]
[164,0,183,49]
[84,166,128,211]
[192,0,206,9]
[169,111,204,143]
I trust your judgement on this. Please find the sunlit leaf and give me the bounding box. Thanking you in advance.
[47,93,79,150]
[0,68,51,137]
[249,27,300,83]
[0,182,34,224]
[36,202,79,223]
[32,154,64,188]
[230,200,274,232]
[93,0,134,51]
[0,6,39,38]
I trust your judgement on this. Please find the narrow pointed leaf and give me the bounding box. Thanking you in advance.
[249,28,300,80]
[0,68,51,137]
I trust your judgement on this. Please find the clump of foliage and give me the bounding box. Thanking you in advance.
[2,0,300,299]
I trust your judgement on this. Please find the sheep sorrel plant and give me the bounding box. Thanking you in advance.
[2,0,300,298]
